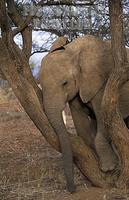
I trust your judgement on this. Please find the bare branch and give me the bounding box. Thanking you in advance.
[33,28,110,37]
[31,49,48,56]
[7,0,32,60]
[109,0,127,66]
[0,0,7,29]
[13,15,33,36]
[38,0,95,7]
[0,0,10,40]
[33,28,62,36]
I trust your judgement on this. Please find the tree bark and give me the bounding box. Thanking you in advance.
[99,0,129,188]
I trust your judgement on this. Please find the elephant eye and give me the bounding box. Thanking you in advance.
[62,80,68,86]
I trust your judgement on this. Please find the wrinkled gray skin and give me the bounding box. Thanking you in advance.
[39,35,129,191]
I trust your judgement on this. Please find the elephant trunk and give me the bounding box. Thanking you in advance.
[43,97,75,192]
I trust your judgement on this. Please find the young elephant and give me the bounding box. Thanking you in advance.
[39,35,129,191]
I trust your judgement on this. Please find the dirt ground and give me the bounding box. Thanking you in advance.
[0,86,129,200]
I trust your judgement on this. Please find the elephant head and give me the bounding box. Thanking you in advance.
[39,35,114,191]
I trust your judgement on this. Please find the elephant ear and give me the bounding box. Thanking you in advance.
[79,39,110,103]
[50,36,69,52]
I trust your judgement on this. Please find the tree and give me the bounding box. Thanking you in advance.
[13,0,129,55]
[98,0,129,186]
[0,0,129,191]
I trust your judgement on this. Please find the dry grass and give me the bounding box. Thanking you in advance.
[0,87,129,200]
[0,88,88,199]
[0,116,89,200]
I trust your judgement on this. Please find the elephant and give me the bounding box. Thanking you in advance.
[39,35,129,191]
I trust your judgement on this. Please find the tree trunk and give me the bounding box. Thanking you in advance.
[98,0,129,188]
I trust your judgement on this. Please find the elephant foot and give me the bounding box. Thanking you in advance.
[100,152,118,172]
[67,184,76,193]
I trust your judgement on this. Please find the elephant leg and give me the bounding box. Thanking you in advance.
[95,130,118,172]
[91,90,118,172]
[69,96,96,149]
